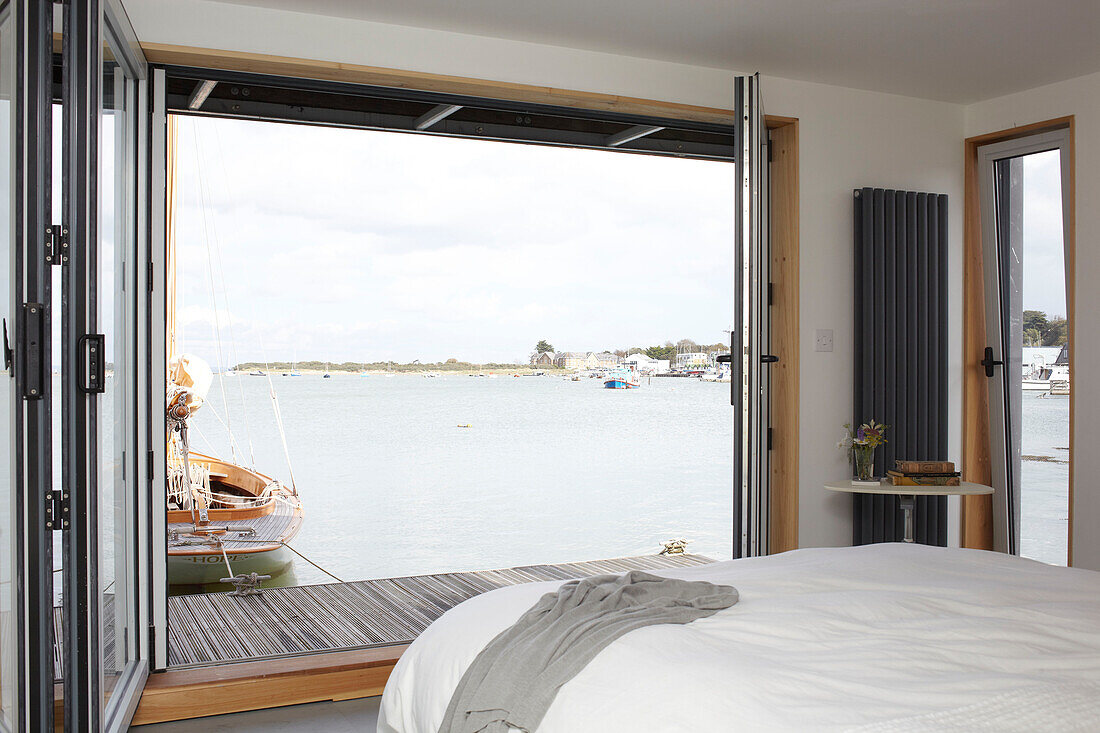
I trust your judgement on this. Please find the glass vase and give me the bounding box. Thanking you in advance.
[852,444,876,482]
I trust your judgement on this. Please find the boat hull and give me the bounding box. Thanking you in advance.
[603,379,638,389]
[1022,379,1052,391]
[167,545,294,585]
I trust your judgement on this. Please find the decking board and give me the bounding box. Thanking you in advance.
[166,553,712,668]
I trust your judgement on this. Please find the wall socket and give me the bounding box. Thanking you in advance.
[815,329,834,352]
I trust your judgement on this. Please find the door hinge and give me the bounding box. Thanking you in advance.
[148,261,155,292]
[147,449,156,480]
[21,303,45,400]
[767,282,774,306]
[79,333,106,394]
[767,427,774,451]
[46,489,70,531]
[767,138,773,162]
[45,224,69,265]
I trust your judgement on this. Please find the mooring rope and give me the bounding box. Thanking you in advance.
[215,537,345,583]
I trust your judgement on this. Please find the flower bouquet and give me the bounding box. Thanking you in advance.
[839,420,888,484]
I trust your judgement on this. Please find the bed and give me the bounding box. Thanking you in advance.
[378,543,1100,732]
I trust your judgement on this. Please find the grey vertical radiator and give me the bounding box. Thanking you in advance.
[853,188,949,546]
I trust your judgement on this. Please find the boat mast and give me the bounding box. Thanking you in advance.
[167,114,179,366]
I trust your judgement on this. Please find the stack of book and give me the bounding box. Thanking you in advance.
[887,460,960,486]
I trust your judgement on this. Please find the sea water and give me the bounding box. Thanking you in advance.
[1019,348,1071,565]
[191,373,736,586]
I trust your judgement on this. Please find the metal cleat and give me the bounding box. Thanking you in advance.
[220,572,271,596]
[659,538,689,556]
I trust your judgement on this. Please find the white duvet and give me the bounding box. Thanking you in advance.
[379,544,1100,732]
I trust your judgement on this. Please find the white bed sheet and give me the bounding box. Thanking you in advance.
[378,544,1100,732]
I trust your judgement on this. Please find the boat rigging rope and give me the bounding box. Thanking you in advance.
[196,118,259,470]
[190,122,238,465]
[256,330,298,494]
[168,400,209,525]
[191,397,249,469]
[268,381,297,493]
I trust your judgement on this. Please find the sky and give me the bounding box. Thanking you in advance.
[1022,150,1068,319]
[173,115,736,366]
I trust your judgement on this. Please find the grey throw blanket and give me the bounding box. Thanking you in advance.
[440,570,739,733]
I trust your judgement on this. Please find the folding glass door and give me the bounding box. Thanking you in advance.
[60,1,151,729]
[732,74,771,558]
[2,1,55,730]
[977,129,1072,563]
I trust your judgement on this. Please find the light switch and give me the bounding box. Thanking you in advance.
[815,329,834,352]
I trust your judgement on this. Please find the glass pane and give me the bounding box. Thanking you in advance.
[0,5,16,728]
[99,37,130,708]
[1018,150,1069,565]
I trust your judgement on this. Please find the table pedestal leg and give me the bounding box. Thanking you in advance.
[899,495,916,543]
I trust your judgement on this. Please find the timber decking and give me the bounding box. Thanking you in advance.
[167,553,713,668]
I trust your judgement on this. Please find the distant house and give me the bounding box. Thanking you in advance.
[592,352,621,368]
[623,353,668,375]
[623,353,655,367]
[531,351,555,366]
[553,351,589,369]
[553,351,621,369]
[675,352,709,368]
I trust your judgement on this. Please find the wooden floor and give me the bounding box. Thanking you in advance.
[167,553,713,668]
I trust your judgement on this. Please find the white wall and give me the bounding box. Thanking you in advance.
[966,71,1100,570]
[762,79,965,548]
[126,0,967,550]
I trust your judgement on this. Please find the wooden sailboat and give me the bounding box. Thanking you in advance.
[166,115,303,587]
[166,448,303,585]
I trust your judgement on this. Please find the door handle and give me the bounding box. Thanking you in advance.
[2,318,10,372]
[981,346,1003,378]
[761,354,778,364]
[716,353,732,363]
[78,334,106,394]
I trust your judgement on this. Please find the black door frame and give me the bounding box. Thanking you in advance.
[8,0,57,728]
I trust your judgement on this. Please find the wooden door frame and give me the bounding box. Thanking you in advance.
[127,47,801,724]
[961,116,1075,560]
[766,115,800,554]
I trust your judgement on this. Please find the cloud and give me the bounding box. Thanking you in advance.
[173,115,736,364]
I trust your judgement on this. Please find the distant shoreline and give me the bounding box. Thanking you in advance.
[230,365,567,376]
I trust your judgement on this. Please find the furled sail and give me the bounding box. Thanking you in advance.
[168,352,213,412]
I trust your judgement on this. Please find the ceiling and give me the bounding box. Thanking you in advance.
[214,0,1100,104]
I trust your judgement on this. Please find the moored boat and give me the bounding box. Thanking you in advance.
[603,367,640,389]
[166,451,303,585]
[1022,345,1070,392]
